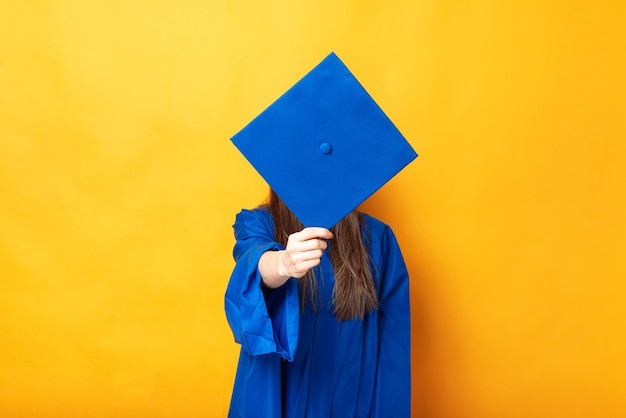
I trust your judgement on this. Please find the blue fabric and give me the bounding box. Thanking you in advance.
[225,208,411,417]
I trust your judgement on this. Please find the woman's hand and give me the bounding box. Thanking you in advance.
[259,227,333,288]
[279,227,333,279]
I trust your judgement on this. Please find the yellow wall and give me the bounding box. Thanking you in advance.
[1,1,625,417]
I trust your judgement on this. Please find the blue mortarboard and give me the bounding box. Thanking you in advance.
[231,52,418,229]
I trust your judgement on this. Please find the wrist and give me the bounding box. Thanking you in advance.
[276,250,292,280]
[259,250,291,289]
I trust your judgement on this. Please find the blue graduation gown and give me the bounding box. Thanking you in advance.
[224,208,411,417]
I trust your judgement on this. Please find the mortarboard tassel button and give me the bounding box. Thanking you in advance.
[319,142,332,154]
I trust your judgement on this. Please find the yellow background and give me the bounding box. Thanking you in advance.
[1,1,625,417]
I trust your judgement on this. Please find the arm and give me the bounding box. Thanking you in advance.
[224,209,332,360]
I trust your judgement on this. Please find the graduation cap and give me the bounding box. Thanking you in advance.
[231,52,418,229]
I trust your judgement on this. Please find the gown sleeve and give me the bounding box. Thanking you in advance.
[372,225,412,416]
[224,209,300,361]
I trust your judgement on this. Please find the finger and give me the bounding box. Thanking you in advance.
[296,227,334,241]
[299,249,325,262]
[295,238,328,252]
[288,248,324,264]
[292,258,322,277]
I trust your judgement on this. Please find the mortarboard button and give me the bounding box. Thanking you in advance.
[231,52,418,229]
[319,142,332,154]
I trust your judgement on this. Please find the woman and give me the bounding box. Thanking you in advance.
[225,190,411,417]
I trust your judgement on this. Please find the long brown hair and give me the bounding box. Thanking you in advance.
[267,189,378,321]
